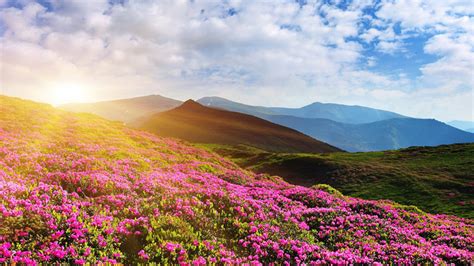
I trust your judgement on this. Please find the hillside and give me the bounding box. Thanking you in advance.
[198,96,406,124]
[60,95,182,123]
[267,116,474,151]
[202,144,474,218]
[1,95,473,264]
[133,100,341,153]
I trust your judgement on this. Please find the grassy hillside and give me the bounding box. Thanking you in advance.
[1,95,473,264]
[202,144,474,218]
[134,100,341,153]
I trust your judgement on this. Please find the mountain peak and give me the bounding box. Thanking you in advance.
[181,99,202,108]
[137,98,341,153]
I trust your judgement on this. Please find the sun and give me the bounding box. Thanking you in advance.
[51,84,87,106]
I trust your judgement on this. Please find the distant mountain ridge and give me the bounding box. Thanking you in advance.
[198,96,474,151]
[198,96,406,124]
[60,94,474,152]
[266,115,474,151]
[60,95,182,123]
[133,100,341,153]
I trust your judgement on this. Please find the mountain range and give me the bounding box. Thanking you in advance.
[198,97,474,151]
[60,94,474,152]
[198,96,406,124]
[264,115,474,152]
[133,100,340,153]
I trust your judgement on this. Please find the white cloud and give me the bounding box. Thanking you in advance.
[376,40,404,54]
[0,0,472,120]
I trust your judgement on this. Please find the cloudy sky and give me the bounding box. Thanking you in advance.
[0,0,473,121]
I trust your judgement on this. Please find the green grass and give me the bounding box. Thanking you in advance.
[197,143,474,218]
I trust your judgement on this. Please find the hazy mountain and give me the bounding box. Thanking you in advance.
[447,120,474,133]
[60,95,473,152]
[60,95,182,123]
[198,96,406,124]
[265,116,474,151]
[133,100,341,153]
[198,97,474,151]
[198,96,281,116]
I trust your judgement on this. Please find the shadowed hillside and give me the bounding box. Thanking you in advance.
[202,143,474,218]
[134,100,341,153]
[61,95,182,123]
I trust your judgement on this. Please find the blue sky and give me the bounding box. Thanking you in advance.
[0,0,472,121]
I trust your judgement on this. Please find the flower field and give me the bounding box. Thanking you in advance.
[0,95,473,264]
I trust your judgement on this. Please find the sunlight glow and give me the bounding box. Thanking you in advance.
[51,84,87,106]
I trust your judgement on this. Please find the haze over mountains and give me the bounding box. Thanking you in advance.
[198,96,406,124]
[133,100,340,153]
[60,94,474,152]
[61,95,181,123]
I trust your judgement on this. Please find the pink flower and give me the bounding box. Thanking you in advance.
[165,242,181,252]
[51,230,64,240]
[192,256,206,265]
[83,247,91,257]
[138,250,149,260]
[74,259,86,265]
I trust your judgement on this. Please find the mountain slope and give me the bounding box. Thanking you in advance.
[266,116,474,151]
[134,100,341,153]
[60,94,182,123]
[3,95,473,264]
[198,96,406,124]
[202,143,474,218]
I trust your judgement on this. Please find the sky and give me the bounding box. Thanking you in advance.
[0,0,473,122]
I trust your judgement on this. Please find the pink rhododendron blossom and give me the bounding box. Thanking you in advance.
[0,97,472,264]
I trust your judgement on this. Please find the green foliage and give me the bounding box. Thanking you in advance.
[311,184,343,197]
[395,204,426,215]
[197,164,219,174]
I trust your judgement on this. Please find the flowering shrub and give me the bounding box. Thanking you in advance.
[0,96,473,264]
